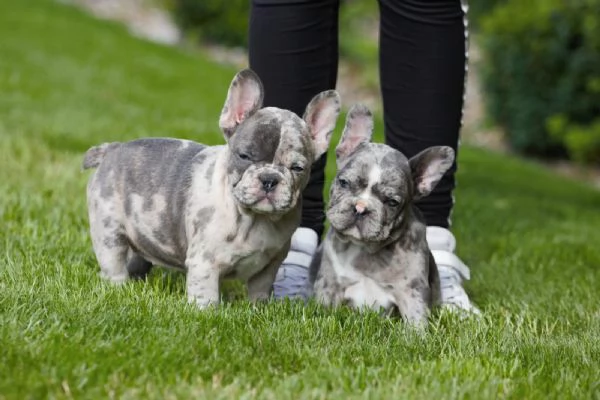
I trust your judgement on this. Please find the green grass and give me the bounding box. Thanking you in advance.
[1,0,600,398]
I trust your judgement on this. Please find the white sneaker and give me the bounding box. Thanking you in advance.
[426,226,481,314]
[272,227,318,300]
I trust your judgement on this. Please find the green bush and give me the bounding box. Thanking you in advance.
[547,115,600,165]
[170,0,249,47]
[480,0,600,161]
[468,0,506,30]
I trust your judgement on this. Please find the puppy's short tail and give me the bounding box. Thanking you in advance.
[82,142,120,170]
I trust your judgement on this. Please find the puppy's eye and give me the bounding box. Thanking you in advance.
[386,199,400,207]
[291,164,305,173]
[338,178,350,188]
[238,152,251,161]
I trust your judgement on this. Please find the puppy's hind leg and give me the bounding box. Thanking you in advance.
[87,186,130,282]
[126,250,153,280]
[88,212,130,283]
[92,234,130,283]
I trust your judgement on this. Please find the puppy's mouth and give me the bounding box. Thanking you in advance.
[234,185,296,214]
[249,193,293,214]
[327,206,386,243]
[340,226,386,243]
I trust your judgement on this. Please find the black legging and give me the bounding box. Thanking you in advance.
[249,0,467,239]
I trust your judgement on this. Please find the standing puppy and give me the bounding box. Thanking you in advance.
[310,104,454,326]
[83,69,340,307]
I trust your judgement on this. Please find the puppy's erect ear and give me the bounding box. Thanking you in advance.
[303,90,341,160]
[219,69,264,140]
[409,146,455,200]
[335,104,373,167]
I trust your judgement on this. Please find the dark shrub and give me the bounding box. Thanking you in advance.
[170,0,249,47]
[480,0,600,162]
[468,0,507,30]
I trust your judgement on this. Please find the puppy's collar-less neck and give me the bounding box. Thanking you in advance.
[332,229,389,254]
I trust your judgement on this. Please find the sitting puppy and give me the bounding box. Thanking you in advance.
[82,69,340,307]
[310,104,454,326]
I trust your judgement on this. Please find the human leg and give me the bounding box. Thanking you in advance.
[378,0,479,312]
[249,0,341,299]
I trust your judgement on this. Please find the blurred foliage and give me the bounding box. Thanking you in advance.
[339,0,378,61]
[547,116,600,165]
[468,0,506,30]
[480,0,600,163]
[168,0,249,47]
[338,0,379,90]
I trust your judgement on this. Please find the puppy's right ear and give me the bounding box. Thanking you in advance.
[409,146,455,200]
[303,90,341,160]
[219,69,264,140]
[335,104,373,167]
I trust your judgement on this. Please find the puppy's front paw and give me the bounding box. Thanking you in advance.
[404,313,429,331]
[248,292,271,303]
[186,263,220,309]
[187,295,219,309]
[398,300,430,330]
[99,270,129,284]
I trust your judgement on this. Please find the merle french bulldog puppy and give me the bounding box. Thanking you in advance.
[310,104,454,326]
[82,69,340,308]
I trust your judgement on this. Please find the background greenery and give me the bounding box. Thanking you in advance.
[1,0,599,398]
[168,0,249,47]
[480,0,600,162]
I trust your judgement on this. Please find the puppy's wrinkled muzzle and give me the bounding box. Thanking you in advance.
[327,198,385,242]
[234,169,295,214]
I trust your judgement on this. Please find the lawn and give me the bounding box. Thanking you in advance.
[1,0,599,398]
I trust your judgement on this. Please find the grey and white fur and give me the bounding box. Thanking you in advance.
[309,104,454,327]
[82,69,340,307]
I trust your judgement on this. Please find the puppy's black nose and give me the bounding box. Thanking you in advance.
[260,173,280,193]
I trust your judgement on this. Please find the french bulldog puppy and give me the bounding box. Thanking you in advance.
[310,104,454,326]
[82,69,340,307]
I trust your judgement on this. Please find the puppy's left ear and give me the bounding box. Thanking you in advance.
[335,104,374,167]
[219,69,264,140]
[303,90,341,160]
[409,146,455,200]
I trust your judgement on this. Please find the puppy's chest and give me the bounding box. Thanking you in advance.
[326,241,422,286]
[215,216,292,280]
